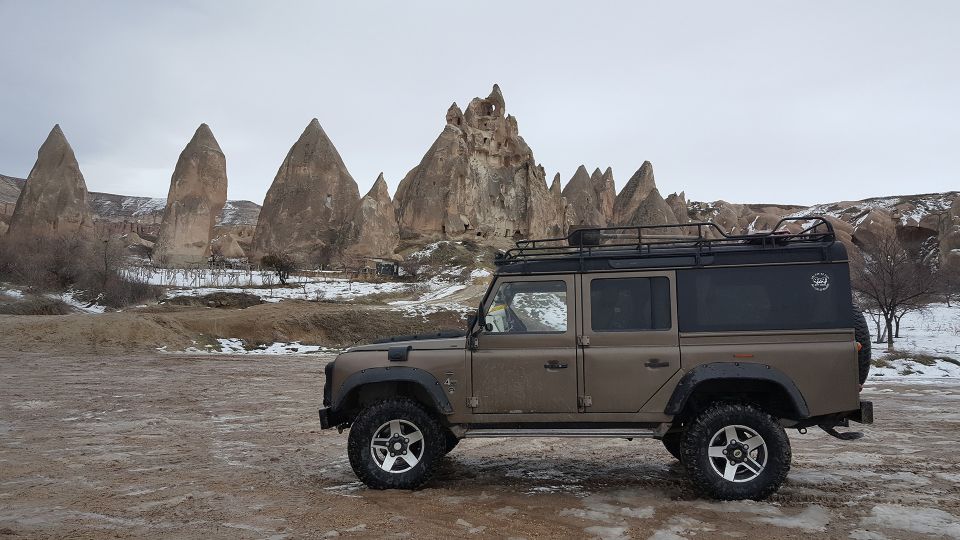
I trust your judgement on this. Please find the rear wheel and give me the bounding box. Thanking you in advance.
[347,398,445,489]
[681,403,791,500]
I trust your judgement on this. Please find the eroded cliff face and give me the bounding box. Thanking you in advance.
[252,119,361,262]
[8,125,93,238]
[153,124,228,265]
[395,85,565,243]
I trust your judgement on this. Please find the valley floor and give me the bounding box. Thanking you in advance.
[1,352,958,539]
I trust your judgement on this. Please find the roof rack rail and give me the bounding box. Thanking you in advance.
[496,216,835,264]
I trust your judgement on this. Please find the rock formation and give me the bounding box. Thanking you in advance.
[665,192,689,224]
[153,124,228,265]
[394,84,565,242]
[210,233,246,259]
[612,161,677,229]
[940,197,960,267]
[342,173,399,260]
[252,119,361,262]
[8,125,93,237]
[561,165,610,227]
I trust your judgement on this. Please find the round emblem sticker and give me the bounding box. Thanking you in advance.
[811,272,830,292]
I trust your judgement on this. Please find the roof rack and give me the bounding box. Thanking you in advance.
[496,216,835,264]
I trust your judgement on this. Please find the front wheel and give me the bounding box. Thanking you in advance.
[681,403,791,500]
[347,398,445,489]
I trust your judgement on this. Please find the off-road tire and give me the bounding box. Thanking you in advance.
[681,402,791,500]
[853,304,871,384]
[347,398,445,490]
[444,430,460,454]
[662,432,683,461]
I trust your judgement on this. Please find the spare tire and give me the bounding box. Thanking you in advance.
[853,305,871,384]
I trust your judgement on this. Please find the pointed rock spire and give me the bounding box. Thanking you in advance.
[561,165,609,227]
[9,124,93,237]
[549,173,562,197]
[613,161,678,228]
[343,173,399,260]
[153,123,228,265]
[665,191,689,224]
[445,103,464,127]
[252,118,361,261]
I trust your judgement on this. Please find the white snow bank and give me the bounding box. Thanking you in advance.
[167,338,338,355]
[868,303,960,382]
[46,291,106,314]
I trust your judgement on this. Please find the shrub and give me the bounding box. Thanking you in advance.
[0,233,162,309]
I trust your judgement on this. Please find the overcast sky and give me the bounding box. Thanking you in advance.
[1,1,957,206]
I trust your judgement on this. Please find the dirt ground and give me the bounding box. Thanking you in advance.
[1,352,959,539]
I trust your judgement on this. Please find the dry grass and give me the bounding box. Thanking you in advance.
[0,297,73,315]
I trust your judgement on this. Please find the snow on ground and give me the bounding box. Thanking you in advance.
[0,287,25,299]
[46,291,106,314]
[168,278,413,304]
[869,303,960,382]
[162,339,339,355]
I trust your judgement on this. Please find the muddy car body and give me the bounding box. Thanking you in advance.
[319,218,874,499]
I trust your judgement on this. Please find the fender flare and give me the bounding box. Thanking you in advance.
[664,362,810,418]
[334,366,453,415]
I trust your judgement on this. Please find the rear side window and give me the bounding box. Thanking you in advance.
[590,277,671,332]
[677,264,852,332]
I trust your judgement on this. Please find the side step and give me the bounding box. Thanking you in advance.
[463,428,657,439]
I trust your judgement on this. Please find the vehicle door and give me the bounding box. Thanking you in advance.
[579,271,680,413]
[471,274,578,414]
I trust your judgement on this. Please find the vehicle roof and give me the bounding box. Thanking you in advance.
[493,217,848,276]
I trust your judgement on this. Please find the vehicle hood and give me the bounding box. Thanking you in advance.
[345,336,465,352]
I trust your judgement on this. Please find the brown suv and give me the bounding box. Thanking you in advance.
[318,218,874,500]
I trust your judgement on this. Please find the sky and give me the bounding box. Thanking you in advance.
[0,1,957,206]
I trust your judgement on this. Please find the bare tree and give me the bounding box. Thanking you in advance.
[852,230,939,351]
[261,251,296,285]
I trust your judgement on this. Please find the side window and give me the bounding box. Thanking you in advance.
[486,280,568,334]
[590,277,671,332]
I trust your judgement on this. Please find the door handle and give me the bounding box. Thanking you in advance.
[645,359,670,369]
[544,361,568,369]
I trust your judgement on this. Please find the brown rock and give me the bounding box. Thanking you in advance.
[562,165,608,227]
[153,124,228,266]
[211,233,246,259]
[252,119,361,262]
[342,173,399,260]
[666,191,689,224]
[612,161,678,229]
[0,221,8,236]
[394,85,564,243]
[8,125,93,237]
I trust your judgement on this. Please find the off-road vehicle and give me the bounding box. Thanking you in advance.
[318,217,873,500]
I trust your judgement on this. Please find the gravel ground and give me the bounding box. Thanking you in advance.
[1,352,959,539]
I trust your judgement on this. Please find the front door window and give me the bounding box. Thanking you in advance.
[486,280,567,334]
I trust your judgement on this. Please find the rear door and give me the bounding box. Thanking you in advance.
[579,271,680,413]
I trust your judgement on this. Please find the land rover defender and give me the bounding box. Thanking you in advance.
[318,217,874,500]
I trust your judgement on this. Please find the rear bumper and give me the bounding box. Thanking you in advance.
[318,407,335,429]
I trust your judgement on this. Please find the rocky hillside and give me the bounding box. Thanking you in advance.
[3,175,259,235]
